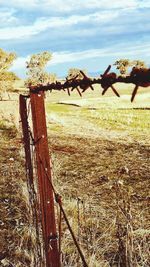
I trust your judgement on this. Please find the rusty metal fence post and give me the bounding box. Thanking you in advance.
[19,95,34,187]
[19,95,43,267]
[20,92,60,267]
[30,90,60,267]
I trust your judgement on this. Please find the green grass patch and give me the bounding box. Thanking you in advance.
[83,108,150,134]
[46,102,75,113]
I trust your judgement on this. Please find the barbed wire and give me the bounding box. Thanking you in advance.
[20,65,150,266]
[29,65,150,102]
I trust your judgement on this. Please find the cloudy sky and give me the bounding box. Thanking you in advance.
[0,0,150,78]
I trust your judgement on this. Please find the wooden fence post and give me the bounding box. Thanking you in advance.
[30,90,60,267]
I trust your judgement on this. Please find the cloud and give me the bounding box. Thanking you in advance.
[0,1,149,43]
[2,0,149,79]
[0,0,37,9]
[0,11,120,40]
[0,8,18,27]
[137,0,150,8]
[0,0,148,12]
[43,0,138,12]
[11,42,150,75]
[10,55,30,72]
[49,44,150,65]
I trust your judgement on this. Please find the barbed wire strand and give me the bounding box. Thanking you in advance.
[29,65,150,102]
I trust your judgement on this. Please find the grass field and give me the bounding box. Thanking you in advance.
[0,84,150,266]
[45,85,150,266]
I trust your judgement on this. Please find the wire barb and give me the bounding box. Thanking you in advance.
[29,65,150,102]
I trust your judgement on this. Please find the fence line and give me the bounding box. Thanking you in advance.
[19,66,150,267]
[29,65,150,102]
[20,93,89,267]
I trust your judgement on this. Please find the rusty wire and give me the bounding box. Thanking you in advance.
[29,65,150,102]
[38,155,89,267]
[20,66,150,266]
[22,107,89,266]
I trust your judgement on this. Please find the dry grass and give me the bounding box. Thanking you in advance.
[49,133,150,266]
[0,85,150,266]
[0,117,39,267]
[46,86,150,266]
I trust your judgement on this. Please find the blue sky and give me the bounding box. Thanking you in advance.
[0,0,150,78]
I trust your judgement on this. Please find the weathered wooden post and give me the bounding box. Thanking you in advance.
[30,89,60,267]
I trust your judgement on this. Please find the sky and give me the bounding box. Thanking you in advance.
[0,0,150,78]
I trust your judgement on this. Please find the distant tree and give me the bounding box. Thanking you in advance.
[0,71,19,81]
[0,48,18,100]
[114,59,131,76]
[25,51,57,86]
[0,48,17,71]
[131,60,147,69]
[114,59,147,76]
[67,68,87,80]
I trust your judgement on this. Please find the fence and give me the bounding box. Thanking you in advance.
[19,65,150,267]
[29,65,150,102]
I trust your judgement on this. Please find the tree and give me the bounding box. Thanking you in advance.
[0,48,17,100]
[131,60,147,69]
[25,51,57,86]
[114,59,131,76]
[0,48,16,71]
[114,59,147,76]
[67,68,87,80]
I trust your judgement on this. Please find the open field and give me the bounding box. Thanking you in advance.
[0,84,150,266]
[45,85,150,266]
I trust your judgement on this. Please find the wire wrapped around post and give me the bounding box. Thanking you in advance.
[19,95,43,267]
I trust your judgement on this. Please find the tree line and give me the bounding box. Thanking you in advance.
[0,48,147,99]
